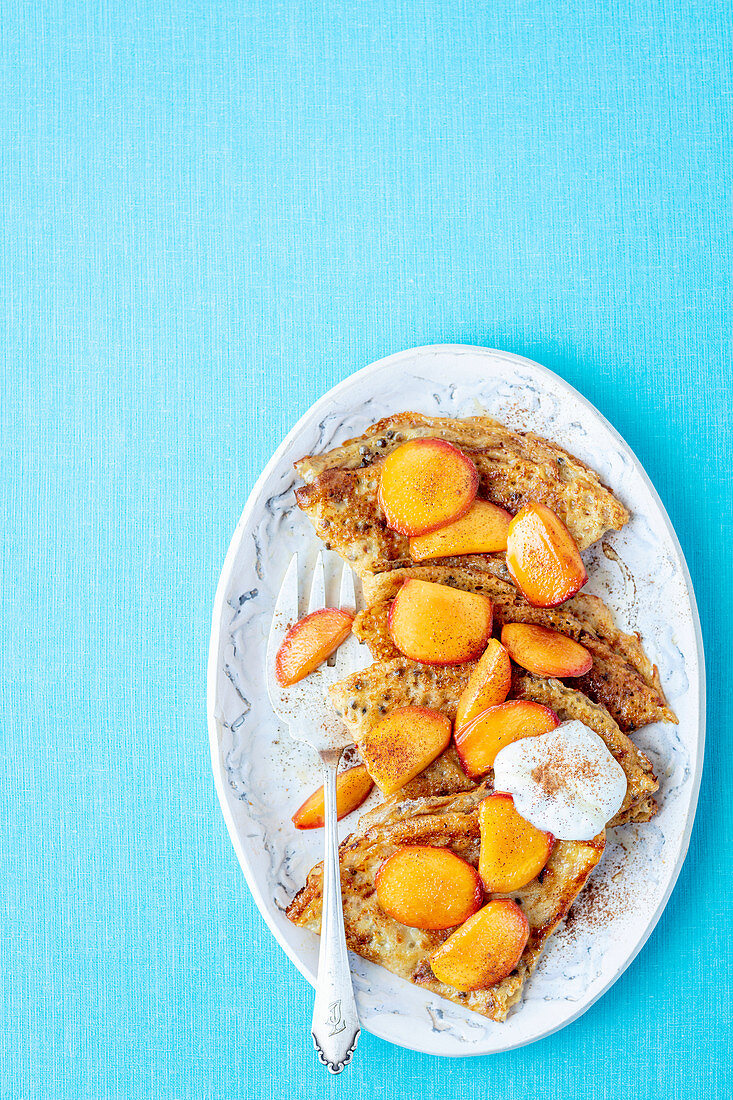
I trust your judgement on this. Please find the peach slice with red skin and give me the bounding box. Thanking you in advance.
[501,622,593,678]
[506,502,588,607]
[388,579,493,665]
[378,438,479,536]
[478,793,554,893]
[359,705,452,795]
[454,700,559,778]
[429,899,529,991]
[409,500,512,561]
[455,639,512,728]
[375,846,483,930]
[291,765,374,830]
[275,607,354,686]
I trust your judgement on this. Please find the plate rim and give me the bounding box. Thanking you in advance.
[207,343,706,1056]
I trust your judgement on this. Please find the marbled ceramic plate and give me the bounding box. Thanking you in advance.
[207,345,704,1056]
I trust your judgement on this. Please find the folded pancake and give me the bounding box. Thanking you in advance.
[287,786,605,1022]
[329,660,659,825]
[357,563,676,733]
[295,413,629,576]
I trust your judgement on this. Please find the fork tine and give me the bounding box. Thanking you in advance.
[308,550,326,612]
[333,564,360,679]
[338,562,357,613]
[265,553,299,680]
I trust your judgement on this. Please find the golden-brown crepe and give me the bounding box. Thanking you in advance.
[295,413,629,576]
[288,787,605,1022]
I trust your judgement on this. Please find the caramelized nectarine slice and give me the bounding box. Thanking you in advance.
[275,607,354,686]
[378,439,479,536]
[501,623,592,678]
[506,502,587,607]
[375,846,483,930]
[359,706,452,795]
[454,701,559,778]
[292,765,374,829]
[388,579,492,665]
[409,500,512,560]
[478,794,553,892]
[430,899,529,990]
[455,640,512,728]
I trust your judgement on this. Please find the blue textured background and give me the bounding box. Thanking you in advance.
[2,2,731,1097]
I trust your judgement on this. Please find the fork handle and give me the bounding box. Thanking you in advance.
[311,750,360,1073]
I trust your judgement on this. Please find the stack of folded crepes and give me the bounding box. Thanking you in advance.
[286,413,675,1021]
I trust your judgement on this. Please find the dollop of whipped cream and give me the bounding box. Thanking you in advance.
[492,720,627,840]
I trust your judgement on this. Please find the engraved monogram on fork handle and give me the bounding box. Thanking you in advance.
[310,747,360,1073]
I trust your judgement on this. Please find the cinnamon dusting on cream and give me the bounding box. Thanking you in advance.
[493,721,628,840]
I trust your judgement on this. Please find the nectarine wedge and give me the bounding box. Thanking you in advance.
[378,438,479,536]
[430,899,529,991]
[388,579,492,665]
[359,706,452,795]
[506,502,587,607]
[375,846,483,930]
[501,622,592,678]
[454,700,559,778]
[478,793,553,892]
[292,765,374,830]
[455,639,512,728]
[409,500,512,560]
[275,607,354,686]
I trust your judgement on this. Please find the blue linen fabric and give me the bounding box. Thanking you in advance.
[2,1,731,1097]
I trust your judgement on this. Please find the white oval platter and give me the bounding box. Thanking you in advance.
[207,345,704,1056]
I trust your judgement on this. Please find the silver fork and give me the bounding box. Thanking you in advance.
[266,551,366,1073]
